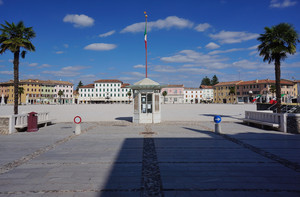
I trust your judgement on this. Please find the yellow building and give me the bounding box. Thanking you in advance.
[1,79,42,104]
[0,79,73,104]
[213,81,242,104]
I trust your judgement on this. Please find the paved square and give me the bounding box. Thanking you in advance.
[0,121,300,196]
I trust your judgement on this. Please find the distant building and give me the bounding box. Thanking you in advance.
[199,85,214,102]
[184,88,203,104]
[78,79,132,104]
[213,79,295,104]
[295,80,300,103]
[0,79,73,104]
[161,85,184,104]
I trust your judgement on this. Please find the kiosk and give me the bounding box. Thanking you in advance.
[129,78,163,124]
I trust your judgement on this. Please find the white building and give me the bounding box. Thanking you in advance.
[199,85,214,102]
[78,79,132,104]
[161,85,184,104]
[53,81,74,104]
[184,88,203,104]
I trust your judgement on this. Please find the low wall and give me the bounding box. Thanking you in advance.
[287,114,300,134]
[0,116,10,135]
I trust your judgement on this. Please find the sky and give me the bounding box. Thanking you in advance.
[0,0,300,88]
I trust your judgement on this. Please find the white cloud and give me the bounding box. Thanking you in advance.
[248,45,259,50]
[42,70,79,77]
[160,50,229,69]
[84,43,117,51]
[62,66,89,71]
[40,64,52,68]
[28,63,38,67]
[133,64,145,68]
[153,65,178,73]
[194,23,211,32]
[42,66,89,77]
[64,44,69,48]
[270,0,297,8]
[209,30,259,44]
[99,30,116,38]
[0,71,12,75]
[123,72,145,77]
[205,42,220,50]
[63,14,95,28]
[8,59,13,63]
[55,51,64,54]
[121,16,194,33]
[208,48,245,55]
[0,0,3,5]
[232,59,272,70]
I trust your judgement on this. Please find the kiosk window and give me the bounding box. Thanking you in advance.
[141,93,152,113]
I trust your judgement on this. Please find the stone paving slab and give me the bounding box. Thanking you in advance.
[0,121,299,196]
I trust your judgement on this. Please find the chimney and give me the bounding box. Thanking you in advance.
[256,79,258,83]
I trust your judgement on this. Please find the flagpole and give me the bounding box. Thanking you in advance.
[144,12,148,78]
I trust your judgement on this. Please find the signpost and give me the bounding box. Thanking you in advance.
[214,115,222,133]
[74,116,82,135]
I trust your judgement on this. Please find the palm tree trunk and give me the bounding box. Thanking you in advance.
[275,59,281,113]
[13,51,20,115]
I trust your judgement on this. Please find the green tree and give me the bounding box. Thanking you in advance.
[127,90,132,103]
[0,21,35,114]
[18,87,24,105]
[200,76,211,86]
[229,86,235,104]
[257,23,299,113]
[162,91,167,104]
[58,90,64,104]
[76,81,83,92]
[211,75,219,85]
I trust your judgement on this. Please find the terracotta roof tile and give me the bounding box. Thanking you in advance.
[94,79,123,83]
[121,83,130,88]
[166,84,184,88]
[239,79,294,85]
[214,81,243,86]
[80,84,94,88]
[184,87,201,90]
[200,85,213,89]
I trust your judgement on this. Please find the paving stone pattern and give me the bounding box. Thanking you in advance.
[0,121,299,196]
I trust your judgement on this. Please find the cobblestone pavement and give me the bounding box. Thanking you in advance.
[0,121,300,196]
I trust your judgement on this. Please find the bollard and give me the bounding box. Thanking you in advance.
[75,124,81,135]
[215,123,221,133]
[74,116,82,135]
[213,115,222,134]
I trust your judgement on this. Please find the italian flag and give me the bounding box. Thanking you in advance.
[251,94,261,103]
[144,21,147,49]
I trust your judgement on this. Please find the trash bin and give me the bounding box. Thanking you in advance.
[27,112,38,132]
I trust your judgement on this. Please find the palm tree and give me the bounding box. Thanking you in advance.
[257,23,299,113]
[0,21,36,114]
[58,90,63,104]
[127,90,132,104]
[162,91,167,104]
[18,87,24,105]
[229,86,235,104]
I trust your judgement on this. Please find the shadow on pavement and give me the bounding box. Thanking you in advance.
[99,126,300,196]
[115,117,133,122]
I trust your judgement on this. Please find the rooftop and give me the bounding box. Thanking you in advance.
[94,79,123,83]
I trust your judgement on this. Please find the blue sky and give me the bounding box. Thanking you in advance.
[0,0,300,87]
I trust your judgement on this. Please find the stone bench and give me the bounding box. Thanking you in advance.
[0,112,53,134]
[243,111,286,132]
